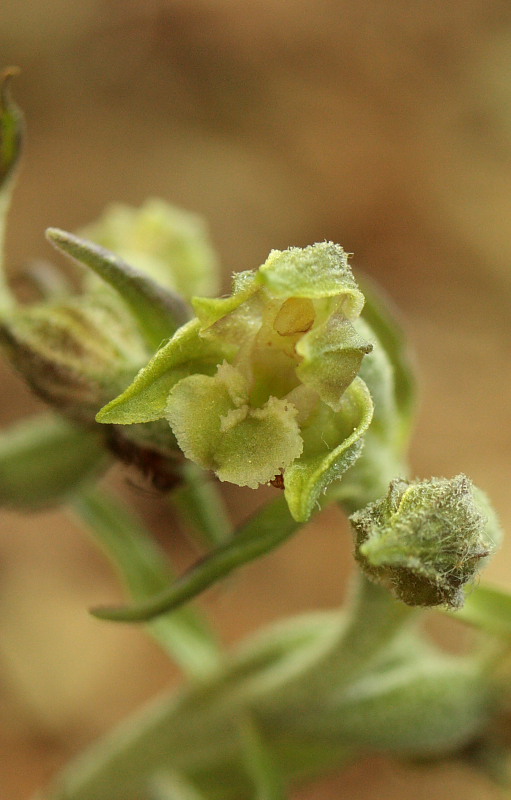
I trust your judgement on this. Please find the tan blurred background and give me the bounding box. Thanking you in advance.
[0,1,510,798]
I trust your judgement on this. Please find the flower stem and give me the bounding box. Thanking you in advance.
[90,494,301,622]
[72,485,222,678]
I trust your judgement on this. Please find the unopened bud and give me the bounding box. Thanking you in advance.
[351,475,502,608]
[0,295,147,424]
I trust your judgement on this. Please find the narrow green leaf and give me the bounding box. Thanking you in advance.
[90,494,301,622]
[80,198,221,300]
[46,228,190,350]
[0,413,108,508]
[0,67,22,191]
[0,67,23,311]
[445,583,511,639]
[72,486,222,677]
[239,716,287,800]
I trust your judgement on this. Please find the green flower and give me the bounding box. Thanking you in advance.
[98,242,375,521]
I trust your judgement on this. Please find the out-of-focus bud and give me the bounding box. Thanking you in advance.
[0,294,148,423]
[351,475,502,608]
[79,198,220,300]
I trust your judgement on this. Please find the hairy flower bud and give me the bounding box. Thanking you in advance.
[0,295,148,423]
[351,475,502,608]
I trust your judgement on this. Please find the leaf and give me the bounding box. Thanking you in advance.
[284,377,374,522]
[0,67,22,189]
[97,319,232,425]
[73,486,221,677]
[90,494,300,622]
[46,228,191,349]
[0,67,23,311]
[0,413,108,508]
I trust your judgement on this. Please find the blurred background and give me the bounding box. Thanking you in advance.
[0,1,510,798]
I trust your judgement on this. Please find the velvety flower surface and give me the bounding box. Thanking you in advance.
[98,242,375,521]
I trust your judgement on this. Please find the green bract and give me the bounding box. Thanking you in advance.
[98,243,375,521]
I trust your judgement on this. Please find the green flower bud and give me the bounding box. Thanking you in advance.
[98,242,375,521]
[0,295,148,424]
[79,198,220,300]
[351,475,502,608]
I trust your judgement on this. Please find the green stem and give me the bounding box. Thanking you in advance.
[72,486,222,679]
[0,67,22,315]
[239,715,287,800]
[90,494,301,623]
[317,574,416,683]
[171,463,233,548]
[247,573,417,711]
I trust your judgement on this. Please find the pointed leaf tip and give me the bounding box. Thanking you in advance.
[46,227,191,348]
[0,66,23,184]
[0,67,23,310]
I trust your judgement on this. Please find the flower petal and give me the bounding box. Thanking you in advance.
[284,377,374,522]
[296,312,372,411]
[97,319,234,424]
[166,363,303,489]
[257,242,364,318]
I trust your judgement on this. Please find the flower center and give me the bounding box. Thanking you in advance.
[273,298,315,336]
